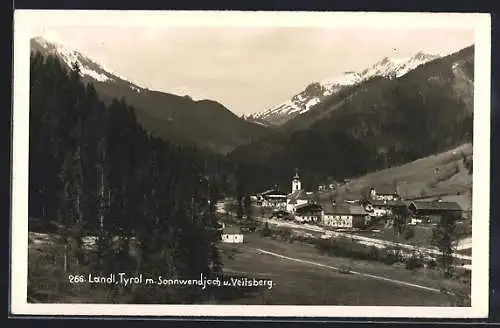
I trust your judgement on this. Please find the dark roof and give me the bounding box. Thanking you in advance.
[409,201,462,212]
[260,189,281,196]
[368,199,407,207]
[371,184,398,195]
[322,203,367,215]
[295,203,322,214]
[223,226,242,234]
[288,189,312,203]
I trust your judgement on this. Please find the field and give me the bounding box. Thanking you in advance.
[353,224,435,246]
[323,142,473,212]
[217,228,470,306]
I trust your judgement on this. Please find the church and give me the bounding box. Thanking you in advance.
[256,169,314,212]
[286,169,314,214]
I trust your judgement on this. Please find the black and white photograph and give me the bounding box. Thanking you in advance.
[11,10,491,318]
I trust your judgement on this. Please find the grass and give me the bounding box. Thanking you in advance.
[354,225,435,247]
[218,229,470,306]
[28,233,122,303]
[27,217,470,306]
[457,248,472,256]
[322,143,473,211]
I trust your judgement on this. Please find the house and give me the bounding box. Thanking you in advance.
[322,203,369,229]
[215,201,226,214]
[221,226,244,244]
[259,188,288,209]
[369,185,400,202]
[363,199,407,218]
[294,203,323,224]
[287,189,313,213]
[408,200,462,224]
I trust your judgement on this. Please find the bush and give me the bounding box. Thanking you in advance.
[260,222,272,237]
[276,227,293,241]
[426,259,437,269]
[405,255,424,271]
[383,249,402,265]
[368,246,381,261]
[403,228,415,240]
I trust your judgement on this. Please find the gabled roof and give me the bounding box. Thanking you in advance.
[223,226,241,234]
[322,203,367,215]
[409,201,462,212]
[260,189,280,196]
[295,203,322,214]
[288,189,312,202]
[368,199,407,207]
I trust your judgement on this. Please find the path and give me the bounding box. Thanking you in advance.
[250,247,453,295]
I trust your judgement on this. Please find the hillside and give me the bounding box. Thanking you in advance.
[252,52,440,125]
[322,143,473,213]
[229,45,474,192]
[30,37,268,154]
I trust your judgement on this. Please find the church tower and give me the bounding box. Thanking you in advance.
[291,168,301,193]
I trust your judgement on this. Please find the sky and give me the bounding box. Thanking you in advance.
[30,26,475,115]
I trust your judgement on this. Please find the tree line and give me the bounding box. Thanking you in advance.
[28,52,232,303]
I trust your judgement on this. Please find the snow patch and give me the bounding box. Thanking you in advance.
[53,43,114,82]
[130,85,142,93]
[255,51,440,123]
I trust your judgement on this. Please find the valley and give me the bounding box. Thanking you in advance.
[26,34,475,308]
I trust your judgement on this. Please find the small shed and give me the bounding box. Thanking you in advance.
[221,226,244,244]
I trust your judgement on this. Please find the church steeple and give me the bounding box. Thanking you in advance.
[292,168,301,193]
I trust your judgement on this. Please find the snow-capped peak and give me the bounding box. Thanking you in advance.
[31,37,142,91]
[253,51,441,125]
[360,52,440,80]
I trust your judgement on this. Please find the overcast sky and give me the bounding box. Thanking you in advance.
[32,26,474,115]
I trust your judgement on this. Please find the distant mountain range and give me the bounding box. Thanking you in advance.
[30,37,268,154]
[230,45,474,192]
[249,52,441,126]
[30,37,475,193]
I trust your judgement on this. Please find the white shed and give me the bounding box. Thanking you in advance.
[221,226,244,244]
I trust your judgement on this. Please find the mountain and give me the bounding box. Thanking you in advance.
[229,45,474,192]
[30,37,268,154]
[252,52,441,126]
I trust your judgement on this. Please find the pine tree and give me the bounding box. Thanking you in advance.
[432,212,459,278]
[28,52,226,304]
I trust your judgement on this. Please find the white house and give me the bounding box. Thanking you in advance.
[322,203,368,229]
[221,226,244,244]
[286,189,311,213]
[294,203,323,224]
[215,201,226,214]
[369,185,400,202]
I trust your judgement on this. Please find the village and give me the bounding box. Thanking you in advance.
[216,168,472,277]
[208,168,473,306]
[218,169,466,236]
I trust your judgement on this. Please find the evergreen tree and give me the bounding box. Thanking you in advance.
[28,52,225,304]
[432,212,459,277]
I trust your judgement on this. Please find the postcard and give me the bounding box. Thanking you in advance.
[11,10,491,318]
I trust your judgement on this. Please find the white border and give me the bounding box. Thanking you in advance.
[11,10,491,318]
